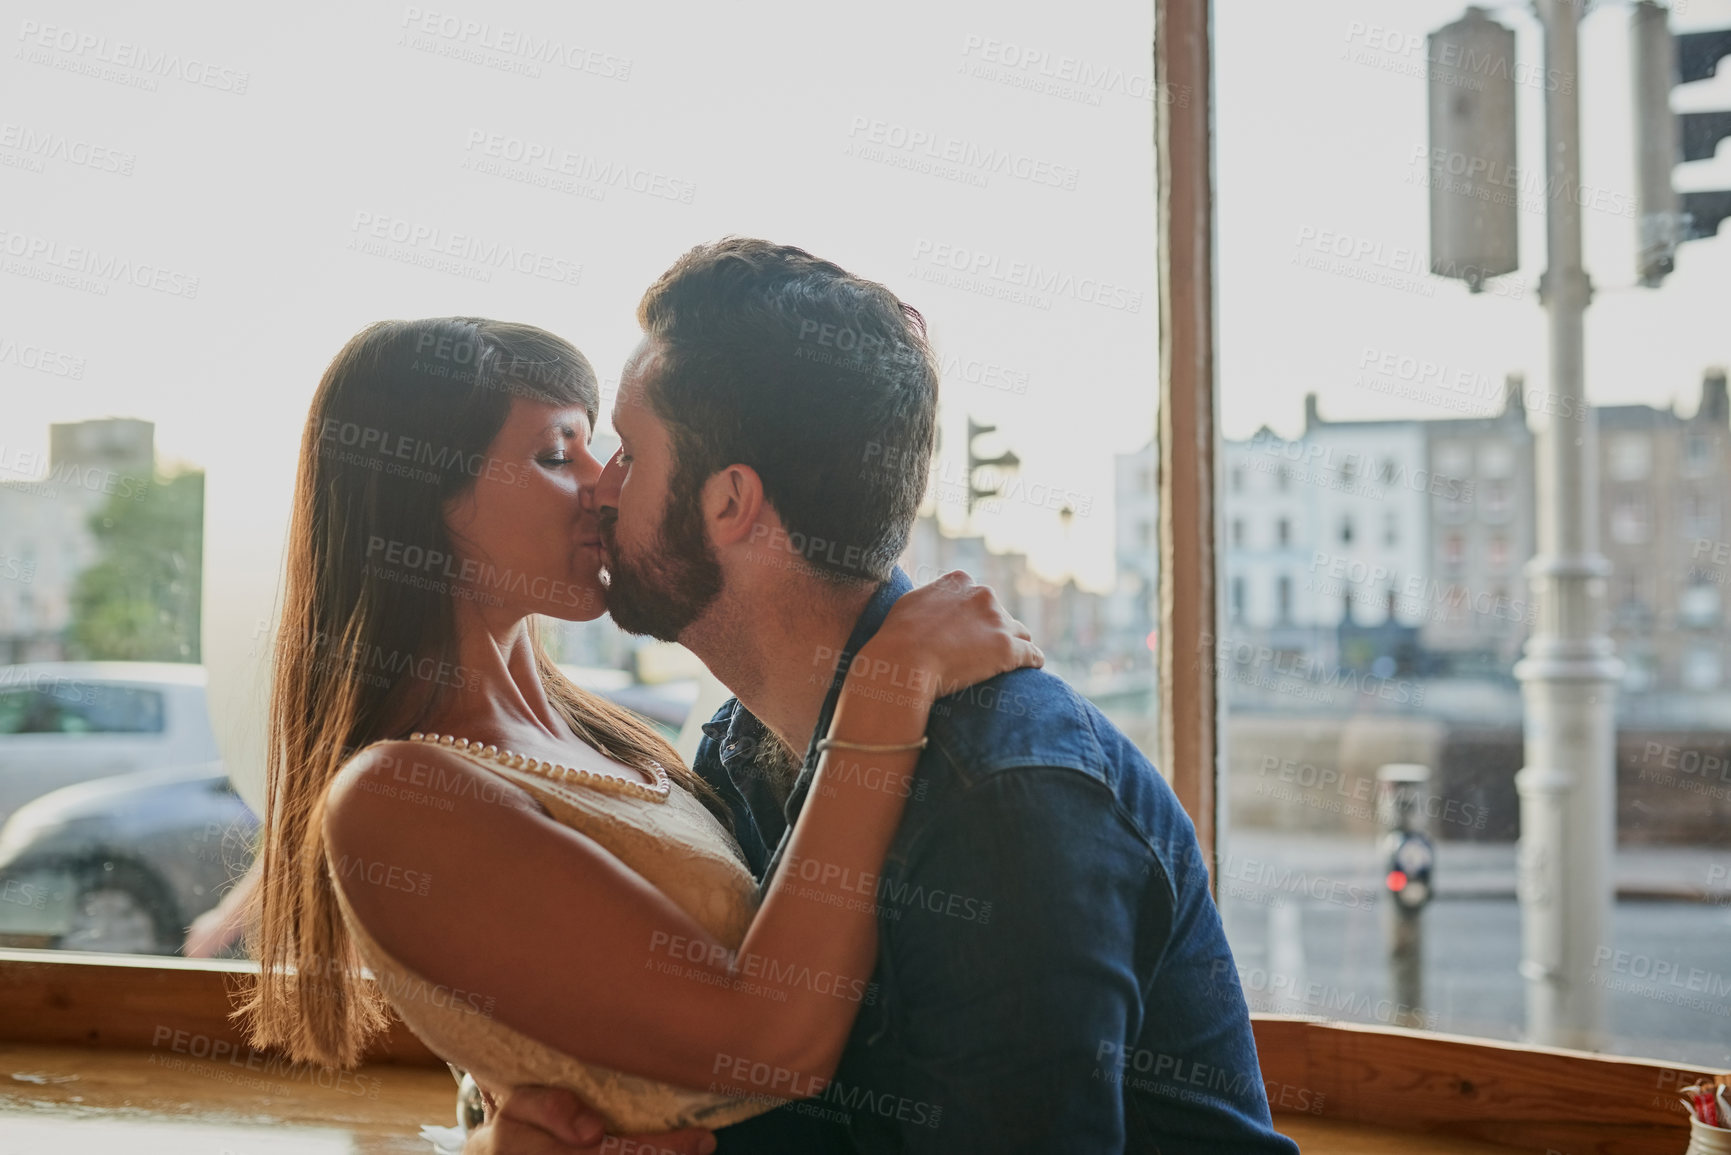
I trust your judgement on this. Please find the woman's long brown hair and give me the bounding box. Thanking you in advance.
[237,318,715,1068]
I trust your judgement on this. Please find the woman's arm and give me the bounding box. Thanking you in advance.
[321,573,1037,1095]
[183,856,260,957]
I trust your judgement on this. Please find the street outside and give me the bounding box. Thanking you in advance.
[1220,830,1731,1067]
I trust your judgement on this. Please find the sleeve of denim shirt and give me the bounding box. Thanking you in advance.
[870,766,1158,1154]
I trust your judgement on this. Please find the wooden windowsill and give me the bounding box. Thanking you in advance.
[0,1041,453,1154]
[0,1041,1543,1155]
[1275,1115,1536,1153]
[1,951,1720,1153]
[0,947,436,1065]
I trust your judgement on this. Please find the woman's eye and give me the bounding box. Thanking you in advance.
[539,455,572,467]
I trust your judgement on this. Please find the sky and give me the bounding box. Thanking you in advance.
[0,0,1159,598]
[1215,0,1731,446]
[1,0,1728,690]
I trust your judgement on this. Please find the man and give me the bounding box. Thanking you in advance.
[467,238,1297,1154]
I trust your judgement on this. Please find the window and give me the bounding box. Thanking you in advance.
[1276,575,1292,623]
[1618,571,1651,618]
[1611,493,1650,544]
[0,684,165,735]
[2,0,1166,968]
[1683,491,1717,540]
[4,0,1725,1137]
[1682,644,1722,691]
[1276,518,1291,548]
[1680,581,1720,629]
[1232,518,1246,548]
[0,689,53,735]
[1609,435,1653,481]
[1623,647,1657,693]
[1214,0,1730,1073]
[1231,577,1246,623]
[1685,433,1714,475]
[1436,441,1470,478]
[1482,479,1510,520]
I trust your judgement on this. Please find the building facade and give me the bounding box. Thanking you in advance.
[1598,369,1729,696]
[1208,370,1728,697]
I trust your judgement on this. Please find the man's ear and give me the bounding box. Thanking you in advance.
[703,463,767,549]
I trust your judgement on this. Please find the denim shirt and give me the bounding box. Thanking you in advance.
[695,568,1300,1155]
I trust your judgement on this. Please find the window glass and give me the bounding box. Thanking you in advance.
[0,690,58,735]
[69,685,165,734]
[2,2,1158,960]
[1217,0,1731,1067]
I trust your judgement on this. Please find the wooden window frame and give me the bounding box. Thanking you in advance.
[0,5,1721,1153]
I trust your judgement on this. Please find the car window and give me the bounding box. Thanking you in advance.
[0,684,164,735]
[0,688,65,734]
[71,685,166,734]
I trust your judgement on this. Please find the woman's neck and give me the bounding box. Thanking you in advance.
[419,600,574,749]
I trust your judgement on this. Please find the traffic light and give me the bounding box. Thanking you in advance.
[1631,2,1731,286]
[1427,8,1520,292]
[965,418,1020,515]
[1383,829,1436,911]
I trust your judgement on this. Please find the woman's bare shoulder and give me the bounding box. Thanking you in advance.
[325,739,538,838]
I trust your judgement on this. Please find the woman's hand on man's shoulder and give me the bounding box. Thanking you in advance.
[867,571,1042,700]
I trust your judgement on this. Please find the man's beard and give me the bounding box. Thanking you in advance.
[600,477,724,642]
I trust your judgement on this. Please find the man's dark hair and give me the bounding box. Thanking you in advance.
[636,236,939,585]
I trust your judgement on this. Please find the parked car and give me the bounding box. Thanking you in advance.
[0,663,220,828]
[0,761,256,954]
[0,664,691,956]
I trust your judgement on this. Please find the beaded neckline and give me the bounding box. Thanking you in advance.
[408,732,671,803]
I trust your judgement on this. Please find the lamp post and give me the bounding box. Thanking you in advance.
[1511,0,1621,1050]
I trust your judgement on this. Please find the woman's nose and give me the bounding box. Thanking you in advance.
[572,454,603,513]
[593,450,623,510]
[575,449,604,491]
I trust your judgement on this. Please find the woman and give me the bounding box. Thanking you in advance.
[239,317,1039,1133]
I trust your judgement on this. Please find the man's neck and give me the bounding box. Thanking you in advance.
[683,576,878,753]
